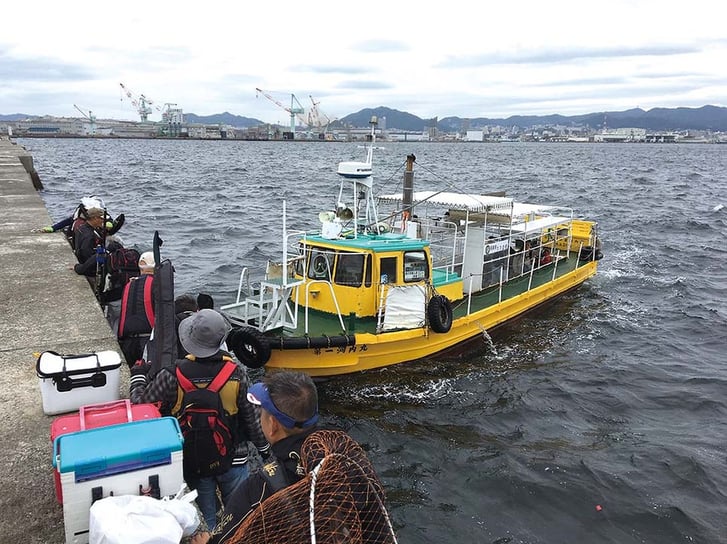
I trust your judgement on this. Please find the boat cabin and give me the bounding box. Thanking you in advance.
[290,232,461,319]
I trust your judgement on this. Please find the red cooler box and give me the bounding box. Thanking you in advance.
[50,400,161,503]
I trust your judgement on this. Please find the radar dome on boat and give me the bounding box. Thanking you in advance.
[337,161,372,179]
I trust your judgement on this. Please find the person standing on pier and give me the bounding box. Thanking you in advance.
[117,251,155,366]
[129,309,270,532]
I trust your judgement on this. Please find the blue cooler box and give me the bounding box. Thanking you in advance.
[53,417,184,544]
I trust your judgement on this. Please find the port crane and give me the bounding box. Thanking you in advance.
[119,83,159,122]
[255,88,307,136]
[73,104,97,135]
[308,95,336,135]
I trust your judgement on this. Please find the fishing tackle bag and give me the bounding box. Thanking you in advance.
[37,351,122,415]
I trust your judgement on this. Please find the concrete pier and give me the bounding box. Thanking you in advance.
[0,137,124,543]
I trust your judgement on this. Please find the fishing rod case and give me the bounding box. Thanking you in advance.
[36,351,122,415]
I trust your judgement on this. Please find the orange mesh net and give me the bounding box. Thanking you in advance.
[226,430,398,543]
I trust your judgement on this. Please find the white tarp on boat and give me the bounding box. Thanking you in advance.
[381,284,426,331]
[510,215,571,235]
[378,191,567,219]
[378,191,514,212]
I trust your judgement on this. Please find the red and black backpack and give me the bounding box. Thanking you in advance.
[175,361,238,477]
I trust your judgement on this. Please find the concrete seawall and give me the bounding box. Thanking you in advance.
[0,137,124,543]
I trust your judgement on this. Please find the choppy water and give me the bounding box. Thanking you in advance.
[21,138,727,543]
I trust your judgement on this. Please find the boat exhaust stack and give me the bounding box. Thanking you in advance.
[402,153,416,219]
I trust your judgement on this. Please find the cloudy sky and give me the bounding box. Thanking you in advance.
[2,0,725,124]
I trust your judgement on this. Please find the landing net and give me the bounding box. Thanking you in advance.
[227,430,398,543]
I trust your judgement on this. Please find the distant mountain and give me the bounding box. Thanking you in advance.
[0,113,38,121]
[338,105,727,132]
[334,107,433,132]
[183,111,264,128]
[5,105,727,132]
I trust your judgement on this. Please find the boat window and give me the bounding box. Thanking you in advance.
[308,249,333,281]
[404,251,429,282]
[364,254,372,287]
[294,246,306,277]
[380,257,397,284]
[334,252,364,287]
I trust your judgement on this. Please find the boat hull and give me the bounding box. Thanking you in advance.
[264,260,597,376]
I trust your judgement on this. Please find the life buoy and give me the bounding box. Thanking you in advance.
[428,295,453,333]
[229,326,271,369]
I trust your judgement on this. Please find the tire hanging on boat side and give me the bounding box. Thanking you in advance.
[229,326,271,369]
[428,295,453,334]
[578,246,604,262]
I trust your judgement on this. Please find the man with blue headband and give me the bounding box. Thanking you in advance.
[200,371,320,543]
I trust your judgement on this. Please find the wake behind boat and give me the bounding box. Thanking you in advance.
[221,117,603,377]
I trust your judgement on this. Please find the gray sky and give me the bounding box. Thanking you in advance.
[2,0,725,124]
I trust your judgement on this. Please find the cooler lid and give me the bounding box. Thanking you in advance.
[54,417,182,479]
[37,350,121,378]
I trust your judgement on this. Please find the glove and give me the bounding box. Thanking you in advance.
[231,443,250,468]
[108,213,125,235]
[41,226,54,233]
[129,360,151,388]
[130,360,151,377]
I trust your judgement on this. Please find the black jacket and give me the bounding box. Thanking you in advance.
[210,426,318,544]
[73,222,102,276]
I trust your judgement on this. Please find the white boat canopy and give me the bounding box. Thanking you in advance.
[378,190,569,220]
[510,215,572,235]
[378,190,514,212]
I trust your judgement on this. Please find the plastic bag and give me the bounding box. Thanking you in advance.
[89,487,199,544]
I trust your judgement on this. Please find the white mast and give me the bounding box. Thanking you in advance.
[335,116,379,237]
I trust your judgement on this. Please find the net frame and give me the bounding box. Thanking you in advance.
[227,430,398,544]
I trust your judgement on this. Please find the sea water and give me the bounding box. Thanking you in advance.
[23,138,727,543]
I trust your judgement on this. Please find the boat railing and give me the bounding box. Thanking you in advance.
[231,267,251,305]
[424,220,463,277]
[303,280,346,334]
[456,238,578,314]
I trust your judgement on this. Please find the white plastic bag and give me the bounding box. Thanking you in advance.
[89,488,199,544]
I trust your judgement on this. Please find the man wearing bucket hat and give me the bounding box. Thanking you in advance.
[129,309,271,532]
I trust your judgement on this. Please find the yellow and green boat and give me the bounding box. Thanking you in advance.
[221,118,603,377]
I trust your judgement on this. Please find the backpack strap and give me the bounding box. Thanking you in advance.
[176,360,237,394]
[118,281,132,337]
[207,361,237,392]
[143,276,155,329]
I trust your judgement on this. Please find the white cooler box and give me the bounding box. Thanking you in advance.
[37,351,121,415]
[53,417,185,544]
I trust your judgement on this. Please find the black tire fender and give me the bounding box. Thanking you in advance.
[229,326,271,369]
[428,295,453,333]
[579,246,604,262]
